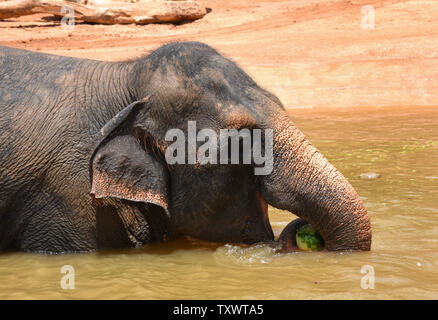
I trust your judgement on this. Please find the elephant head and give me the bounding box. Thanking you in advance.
[89,42,371,251]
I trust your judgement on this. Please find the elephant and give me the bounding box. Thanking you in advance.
[0,42,371,253]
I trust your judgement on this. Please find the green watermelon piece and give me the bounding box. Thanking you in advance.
[296,224,325,251]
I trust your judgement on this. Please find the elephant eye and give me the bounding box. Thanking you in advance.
[225,109,256,130]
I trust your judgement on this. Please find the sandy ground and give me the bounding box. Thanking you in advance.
[1,0,438,109]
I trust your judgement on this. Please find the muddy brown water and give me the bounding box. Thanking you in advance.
[0,106,437,299]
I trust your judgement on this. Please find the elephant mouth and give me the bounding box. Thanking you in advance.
[256,193,327,252]
[253,192,324,251]
[276,218,326,252]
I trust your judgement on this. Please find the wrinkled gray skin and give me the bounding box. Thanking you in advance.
[0,42,371,253]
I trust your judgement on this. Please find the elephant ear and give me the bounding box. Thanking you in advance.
[89,98,170,217]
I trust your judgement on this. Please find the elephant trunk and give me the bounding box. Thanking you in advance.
[259,113,371,251]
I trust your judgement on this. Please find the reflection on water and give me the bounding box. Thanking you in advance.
[0,106,437,299]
